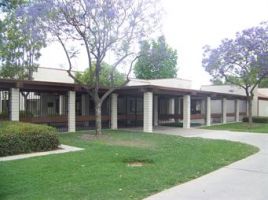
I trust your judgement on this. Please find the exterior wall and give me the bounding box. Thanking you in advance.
[201,85,245,96]
[127,78,192,89]
[33,67,75,83]
[258,99,268,116]
[211,100,222,114]
[227,100,235,122]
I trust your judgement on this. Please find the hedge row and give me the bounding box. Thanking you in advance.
[0,111,34,119]
[0,122,59,157]
[242,116,268,123]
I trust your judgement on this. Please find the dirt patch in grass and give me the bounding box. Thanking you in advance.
[127,162,144,167]
[80,134,154,148]
[124,158,154,167]
[104,139,154,148]
[80,134,109,141]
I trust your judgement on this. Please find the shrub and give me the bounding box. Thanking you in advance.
[0,112,8,119]
[242,116,268,123]
[19,111,34,117]
[0,121,59,156]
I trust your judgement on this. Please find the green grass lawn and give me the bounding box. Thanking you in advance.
[203,122,268,133]
[0,130,258,200]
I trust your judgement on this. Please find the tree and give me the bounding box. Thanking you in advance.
[19,0,162,135]
[0,0,45,111]
[203,25,268,125]
[134,36,178,79]
[0,0,26,10]
[75,63,125,87]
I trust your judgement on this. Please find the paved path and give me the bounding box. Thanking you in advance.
[0,144,84,161]
[144,127,268,200]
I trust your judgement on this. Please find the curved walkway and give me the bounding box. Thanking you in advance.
[145,127,268,200]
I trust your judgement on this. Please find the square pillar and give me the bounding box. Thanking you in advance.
[183,95,191,129]
[10,88,20,121]
[222,98,227,124]
[20,93,25,111]
[175,97,181,123]
[0,92,2,114]
[206,96,211,126]
[235,99,240,122]
[111,93,118,130]
[143,92,153,132]
[168,98,175,122]
[81,94,86,116]
[68,91,76,132]
[168,98,175,114]
[59,95,65,115]
[153,95,158,126]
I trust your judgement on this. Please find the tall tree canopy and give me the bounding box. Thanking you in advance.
[0,0,45,80]
[134,36,178,79]
[19,0,162,135]
[203,24,268,124]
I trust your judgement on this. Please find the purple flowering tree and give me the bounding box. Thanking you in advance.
[203,25,268,125]
[18,0,161,135]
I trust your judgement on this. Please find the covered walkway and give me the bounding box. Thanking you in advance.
[0,78,247,132]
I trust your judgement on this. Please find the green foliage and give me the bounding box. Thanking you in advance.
[75,63,125,87]
[0,121,59,156]
[0,2,45,80]
[242,116,268,123]
[19,110,34,117]
[134,36,178,79]
[0,0,26,11]
[258,78,268,88]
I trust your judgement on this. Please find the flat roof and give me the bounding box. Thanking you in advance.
[0,79,247,99]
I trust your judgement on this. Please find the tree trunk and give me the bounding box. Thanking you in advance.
[247,97,253,127]
[95,101,102,135]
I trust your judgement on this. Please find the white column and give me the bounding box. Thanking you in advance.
[235,99,240,122]
[10,88,20,121]
[0,92,2,114]
[201,99,206,115]
[206,96,211,126]
[20,93,25,111]
[81,94,86,116]
[143,92,153,132]
[168,98,175,114]
[111,93,118,130]
[175,97,181,123]
[183,95,191,129]
[222,98,227,124]
[153,95,158,126]
[59,95,64,115]
[68,91,76,132]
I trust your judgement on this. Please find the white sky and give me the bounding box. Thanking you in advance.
[39,0,268,89]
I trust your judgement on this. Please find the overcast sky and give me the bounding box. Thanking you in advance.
[39,0,268,89]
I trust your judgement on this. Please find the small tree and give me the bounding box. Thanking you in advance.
[203,25,268,125]
[134,35,178,79]
[76,63,125,87]
[19,0,162,135]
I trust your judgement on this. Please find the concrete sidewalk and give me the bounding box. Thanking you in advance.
[144,128,268,200]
